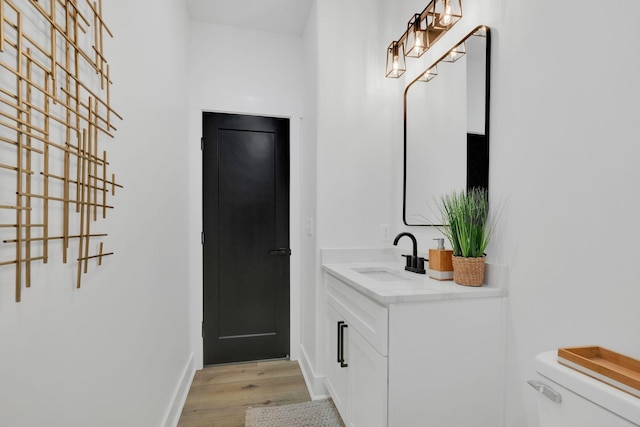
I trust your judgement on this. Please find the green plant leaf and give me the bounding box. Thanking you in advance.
[434,187,498,258]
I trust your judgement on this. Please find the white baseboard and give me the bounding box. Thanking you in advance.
[298,344,328,400]
[163,352,196,427]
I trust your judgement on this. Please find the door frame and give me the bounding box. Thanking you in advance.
[188,108,301,370]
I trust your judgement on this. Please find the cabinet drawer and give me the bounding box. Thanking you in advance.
[325,272,389,356]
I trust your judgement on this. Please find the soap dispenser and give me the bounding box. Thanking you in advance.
[428,238,454,281]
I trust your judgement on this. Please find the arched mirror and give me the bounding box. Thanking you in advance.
[403,25,491,225]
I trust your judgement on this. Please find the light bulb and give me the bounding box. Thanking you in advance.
[441,4,452,26]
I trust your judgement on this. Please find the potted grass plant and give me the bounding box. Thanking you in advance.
[436,187,497,286]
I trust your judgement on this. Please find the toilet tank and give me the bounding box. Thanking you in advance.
[532,351,640,427]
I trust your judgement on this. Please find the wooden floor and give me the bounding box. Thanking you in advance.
[178,359,311,427]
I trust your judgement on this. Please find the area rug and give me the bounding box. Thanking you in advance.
[245,399,345,427]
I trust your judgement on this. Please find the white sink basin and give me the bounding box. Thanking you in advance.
[351,267,417,282]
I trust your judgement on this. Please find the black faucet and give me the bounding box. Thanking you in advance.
[393,232,426,274]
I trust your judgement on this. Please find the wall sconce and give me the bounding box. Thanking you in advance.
[442,42,465,62]
[418,65,438,82]
[386,41,406,78]
[385,0,462,78]
[405,14,428,58]
[431,0,462,30]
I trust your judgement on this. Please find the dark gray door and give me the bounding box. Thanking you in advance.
[202,112,290,365]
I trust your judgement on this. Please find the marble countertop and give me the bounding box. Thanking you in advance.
[322,261,508,305]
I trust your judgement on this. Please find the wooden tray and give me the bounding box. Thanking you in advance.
[558,346,640,398]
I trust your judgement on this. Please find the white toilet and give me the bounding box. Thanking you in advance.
[532,351,640,426]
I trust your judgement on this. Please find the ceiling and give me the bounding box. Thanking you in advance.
[185,0,313,36]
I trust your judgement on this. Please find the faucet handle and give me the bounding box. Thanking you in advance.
[417,257,426,273]
[401,254,412,268]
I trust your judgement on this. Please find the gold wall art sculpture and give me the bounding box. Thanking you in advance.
[0,0,121,302]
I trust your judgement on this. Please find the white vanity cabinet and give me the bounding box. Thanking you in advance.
[325,273,388,427]
[323,267,506,427]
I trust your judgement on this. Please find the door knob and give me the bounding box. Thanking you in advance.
[268,248,291,256]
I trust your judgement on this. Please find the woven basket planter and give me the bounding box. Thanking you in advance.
[451,255,486,287]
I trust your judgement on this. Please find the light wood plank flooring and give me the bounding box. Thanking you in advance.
[178,360,311,426]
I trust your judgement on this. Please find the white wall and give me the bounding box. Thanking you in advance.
[298,0,398,397]
[494,1,640,425]
[316,0,396,249]
[388,0,640,425]
[0,0,192,426]
[299,0,322,396]
[186,21,305,369]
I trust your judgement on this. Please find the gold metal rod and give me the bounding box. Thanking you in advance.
[0,223,44,228]
[4,233,107,244]
[15,9,23,302]
[76,117,88,282]
[76,98,91,217]
[0,205,31,210]
[78,252,113,262]
[0,162,34,173]
[0,0,5,52]
[92,97,98,221]
[102,151,106,218]
[88,175,122,188]
[44,171,115,187]
[0,92,29,113]
[91,44,106,65]
[0,118,49,145]
[17,96,80,129]
[2,0,19,14]
[106,63,111,128]
[52,233,107,240]
[59,86,116,133]
[25,48,33,287]
[75,130,82,212]
[56,0,91,27]
[85,0,113,37]
[0,256,46,267]
[3,36,16,49]
[92,0,99,84]
[0,85,19,100]
[43,71,50,263]
[2,81,89,136]
[59,87,116,136]
[0,60,52,99]
[0,129,51,155]
[60,4,75,258]
[13,94,80,130]
[21,32,53,63]
[98,0,105,74]
[49,0,57,98]
[50,232,106,241]
[26,0,102,76]
[29,136,103,163]
[54,64,122,120]
[84,97,93,272]
[0,135,44,154]
[0,124,52,153]
[0,108,48,135]
[61,133,71,265]
[15,192,114,208]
